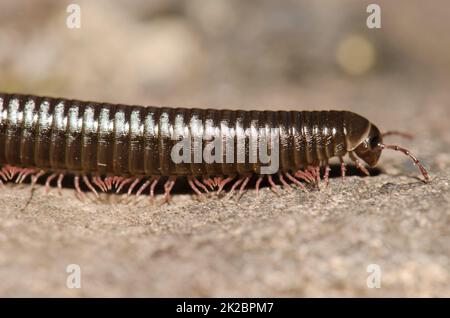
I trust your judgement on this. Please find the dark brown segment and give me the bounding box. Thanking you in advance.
[278,111,292,171]
[203,109,222,176]
[188,108,206,176]
[0,94,9,164]
[248,111,261,173]
[128,106,145,176]
[112,105,130,175]
[158,108,174,176]
[96,104,115,175]
[235,110,253,175]
[65,101,83,172]
[219,109,236,176]
[19,96,39,167]
[81,103,99,174]
[5,96,23,165]
[143,107,161,176]
[49,100,68,171]
[34,98,56,169]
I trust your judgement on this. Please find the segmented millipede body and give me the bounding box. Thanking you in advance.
[0,92,430,201]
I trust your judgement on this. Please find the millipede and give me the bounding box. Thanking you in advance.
[0,92,430,202]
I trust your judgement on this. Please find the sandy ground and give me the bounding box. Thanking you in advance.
[0,78,449,297]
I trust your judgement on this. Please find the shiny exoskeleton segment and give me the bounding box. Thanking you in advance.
[0,93,430,202]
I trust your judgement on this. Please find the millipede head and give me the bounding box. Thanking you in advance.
[353,124,430,182]
[353,124,383,168]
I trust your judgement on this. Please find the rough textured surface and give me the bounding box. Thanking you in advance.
[1,0,450,297]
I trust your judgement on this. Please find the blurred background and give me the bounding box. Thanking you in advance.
[1,0,449,109]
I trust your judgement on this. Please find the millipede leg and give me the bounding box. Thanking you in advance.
[238,176,251,195]
[285,172,305,189]
[16,168,35,184]
[217,176,234,195]
[255,176,264,197]
[136,179,151,198]
[57,174,64,195]
[339,157,346,181]
[92,176,108,192]
[83,175,99,198]
[74,176,85,200]
[214,177,222,188]
[162,178,176,203]
[0,169,8,182]
[188,177,204,198]
[103,177,113,190]
[31,170,45,187]
[278,172,292,192]
[323,165,331,187]
[4,166,17,180]
[127,178,141,197]
[149,177,159,199]
[45,173,58,193]
[226,176,245,199]
[203,177,215,190]
[267,175,280,195]
[194,178,209,194]
[116,177,132,194]
[349,152,370,176]
[295,170,313,183]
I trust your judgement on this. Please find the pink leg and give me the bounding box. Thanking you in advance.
[278,172,293,192]
[149,177,159,198]
[57,174,64,195]
[214,177,222,188]
[17,168,35,184]
[203,178,215,190]
[83,176,99,198]
[92,176,108,192]
[104,177,113,190]
[74,176,85,200]
[31,170,45,187]
[340,157,346,181]
[45,173,58,193]
[295,170,313,183]
[188,177,204,197]
[92,176,105,192]
[163,178,176,203]
[217,176,234,194]
[315,166,321,183]
[136,179,151,197]
[127,178,141,197]
[285,172,305,189]
[349,152,370,176]
[255,176,264,197]
[238,176,251,195]
[267,175,280,195]
[194,178,209,194]
[116,178,132,193]
[0,170,8,181]
[112,176,124,190]
[5,166,18,180]
[323,165,331,187]
[226,176,245,198]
